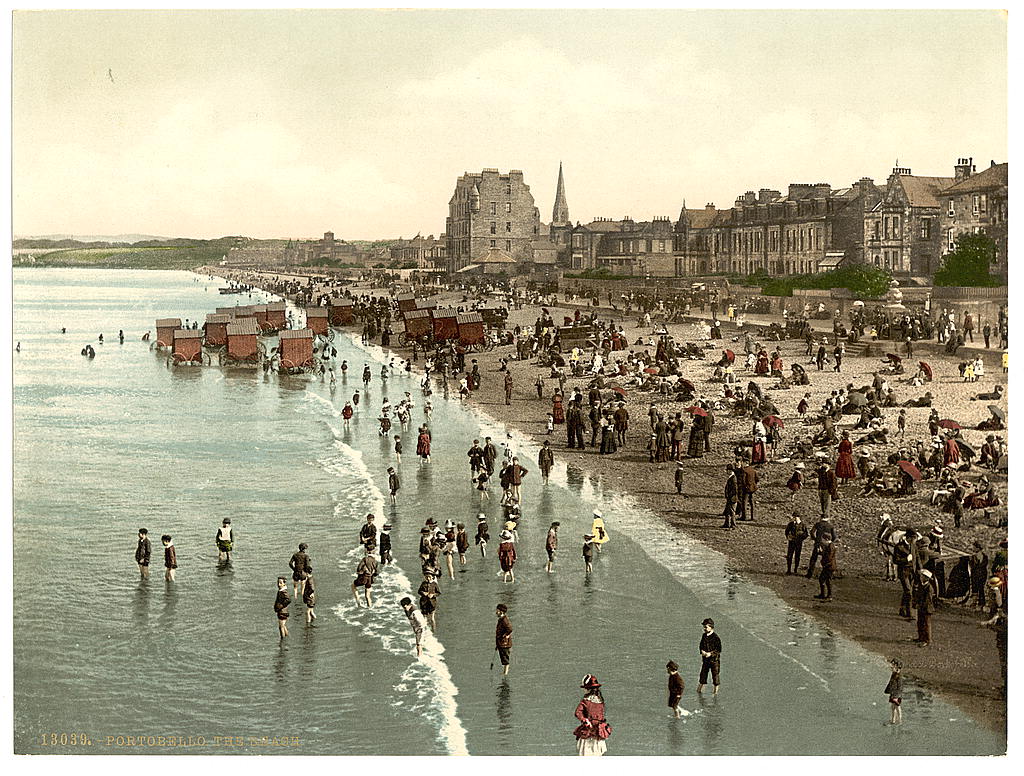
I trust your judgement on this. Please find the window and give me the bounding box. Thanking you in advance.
[506,222,512,233]
[490,222,496,234]
[947,228,956,251]
[883,217,889,239]
[490,202,497,215]
[490,240,496,248]
[920,218,931,239]
[573,234,582,248]
[874,254,880,266]
[506,202,512,213]
[506,185,512,196]
[948,199,955,217]
[980,194,987,213]
[893,216,900,235]
[505,240,512,252]
[872,220,879,240]
[972,195,980,214]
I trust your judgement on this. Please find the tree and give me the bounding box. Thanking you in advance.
[933,233,1000,287]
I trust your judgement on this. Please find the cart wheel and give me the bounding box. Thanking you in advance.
[484,339,496,351]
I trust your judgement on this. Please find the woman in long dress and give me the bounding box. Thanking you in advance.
[552,393,565,424]
[416,426,431,462]
[835,430,857,482]
[750,419,767,465]
[755,349,770,376]
[573,674,611,756]
[687,414,704,458]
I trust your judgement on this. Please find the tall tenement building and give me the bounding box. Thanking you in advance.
[445,169,541,272]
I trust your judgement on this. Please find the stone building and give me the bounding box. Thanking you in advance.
[549,162,572,264]
[671,178,881,277]
[568,216,676,276]
[938,159,1008,280]
[863,165,954,277]
[284,232,371,266]
[389,234,446,269]
[445,169,541,272]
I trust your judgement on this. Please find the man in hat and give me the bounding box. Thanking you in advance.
[539,440,555,481]
[379,522,393,565]
[509,457,529,503]
[816,460,838,519]
[545,522,560,573]
[815,535,837,601]
[504,370,513,405]
[483,436,498,474]
[475,514,490,558]
[784,513,808,574]
[696,618,722,694]
[467,439,485,479]
[417,569,441,630]
[968,540,990,609]
[359,513,377,550]
[805,514,837,578]
[722,464,738,529]
[495,603,513,676]
[737,462,758,521]
[913,569,936,646]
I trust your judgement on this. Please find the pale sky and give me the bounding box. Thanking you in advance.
[12,9,1007,240]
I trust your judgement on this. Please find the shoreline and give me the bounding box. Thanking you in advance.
[211,268,1008,738]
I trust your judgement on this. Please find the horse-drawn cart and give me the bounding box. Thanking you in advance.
[305,307,331,338]
[329,297,354,326]
[170,329,206,365]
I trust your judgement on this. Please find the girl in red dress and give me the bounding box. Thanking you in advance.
[835,430,857,482]
[551,392,565,424]
[573,674,611,756]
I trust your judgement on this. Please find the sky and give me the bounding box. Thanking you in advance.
[11,9,1008,241]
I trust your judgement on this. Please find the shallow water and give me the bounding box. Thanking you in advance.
[12,269,1004,755]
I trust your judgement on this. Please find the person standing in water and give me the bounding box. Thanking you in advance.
[497,530,517,583]
[303,574,317,623]
[162,534,177,582]
[400,597,426,657]
[582,534,595,574]
[118,330,124,344]
[135,528,151,578]
[274,578,291,639]
[475,514,490,558]
[418,570,441,630]
[545,522,560,573]
[495,603,513,676]
[573,674,611,756]
[697,618,721,694]
[884,658,903,725]
[387,467,400,505]
[667,661,685,718]
[215,518,233,562]
[289,543,311,600]
[351,546,379,608]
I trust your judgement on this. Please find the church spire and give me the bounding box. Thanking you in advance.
[552,162,570,225]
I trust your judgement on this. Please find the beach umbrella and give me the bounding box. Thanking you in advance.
[847,392,867,407]
[955,439,976,459]
[937,419,961,430]
[763,415,784,429]
[898,460,923,481]
[885,353,902,364]
[611,386,627,398]
[918,361,933,380]
[988,405,1005,422]
[686,406,709,417]
[644,367,660,375]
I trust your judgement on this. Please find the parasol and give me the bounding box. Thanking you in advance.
[937,419,961,430]
[988,405,1005,421]
[886,353,902,364]
[763,415,784,429]
[686,406,709,417]
[847,392,867,407]
[644,367,660,375]
[898,460,923,481]
[954,439,976,459]
[611,387,627,398]
[724,349,735,362]
[918,361,932,380]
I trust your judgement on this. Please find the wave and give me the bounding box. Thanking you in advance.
[305,388,469,755]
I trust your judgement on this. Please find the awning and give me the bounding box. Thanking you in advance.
[818,253,845,269]
[456,264,481,273]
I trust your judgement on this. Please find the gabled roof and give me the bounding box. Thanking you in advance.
[942,163,1007,194]
[477,247,518,264]
[896,175,954,208]
[279,328,313,340]
[227,319,261,336]
[680,208,719,229]
[156,318,181,328]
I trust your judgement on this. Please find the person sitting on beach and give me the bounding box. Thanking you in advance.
[970,384,1004,402]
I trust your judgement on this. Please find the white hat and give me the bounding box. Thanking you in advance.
[920,569,933,579]
[593,509,603,518]
[795,463,805,470]
[880,513,892,523]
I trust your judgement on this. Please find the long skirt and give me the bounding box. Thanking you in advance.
[577,738,607,756]
[751,440,766,465]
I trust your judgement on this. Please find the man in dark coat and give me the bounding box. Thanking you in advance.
[538,440,555,480]
[482,437,498,474]
[816,461,838,518]
[737,463,758,521]
[913,569,936,646]
[589,403,603,448]
[135,528,152,578]
[815,535,837,600]
[805,516,836,578]
[784,514,808,574]
[722,465,738,529]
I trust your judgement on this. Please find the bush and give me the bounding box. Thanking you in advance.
[757,265,892,298]
[933,233,1001,287]
[563,267,631,281]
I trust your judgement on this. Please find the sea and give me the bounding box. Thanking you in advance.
[11,268,1005,755]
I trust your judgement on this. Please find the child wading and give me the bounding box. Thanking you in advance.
[162,534,177,582]
[274,577,290,639]
[884,658,903,725]
[582,534,595,574]
[667,661,685,718]
[303,575,317,623]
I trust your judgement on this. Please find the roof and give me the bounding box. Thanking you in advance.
[330,296,353,306]
[233,306,255,316]
[478,248,518,264]
[942,163,1008,195]
[252,304,267,313]
[173,328,203,339]
[266,302,287,311]
[416,296,438,309]
[215,307,239,316]
[897,175,954,208]
[305,307,328,317]
[457,312,483,325]
[680,208,719,229]
[397,292,416,301]
[279,328,313,340]
[156,318,182,327]
[818,253,846,269]
[433,306,458,318]
[403,309,431,320]
[227,319,261,336]
[206,313,233,323]
[456,264,481,273]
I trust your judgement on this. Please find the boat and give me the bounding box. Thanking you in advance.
[219,287,246,294]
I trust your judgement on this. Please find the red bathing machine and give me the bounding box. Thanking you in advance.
[278,328,315,370]
[172,329,203,362]
[305,307,329,336]
[432,307,459,343]
[226,318,261,363]
[329,297,354,326]
[155,318,182,349]
[265,302,288,332]
[204,313,232,347]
